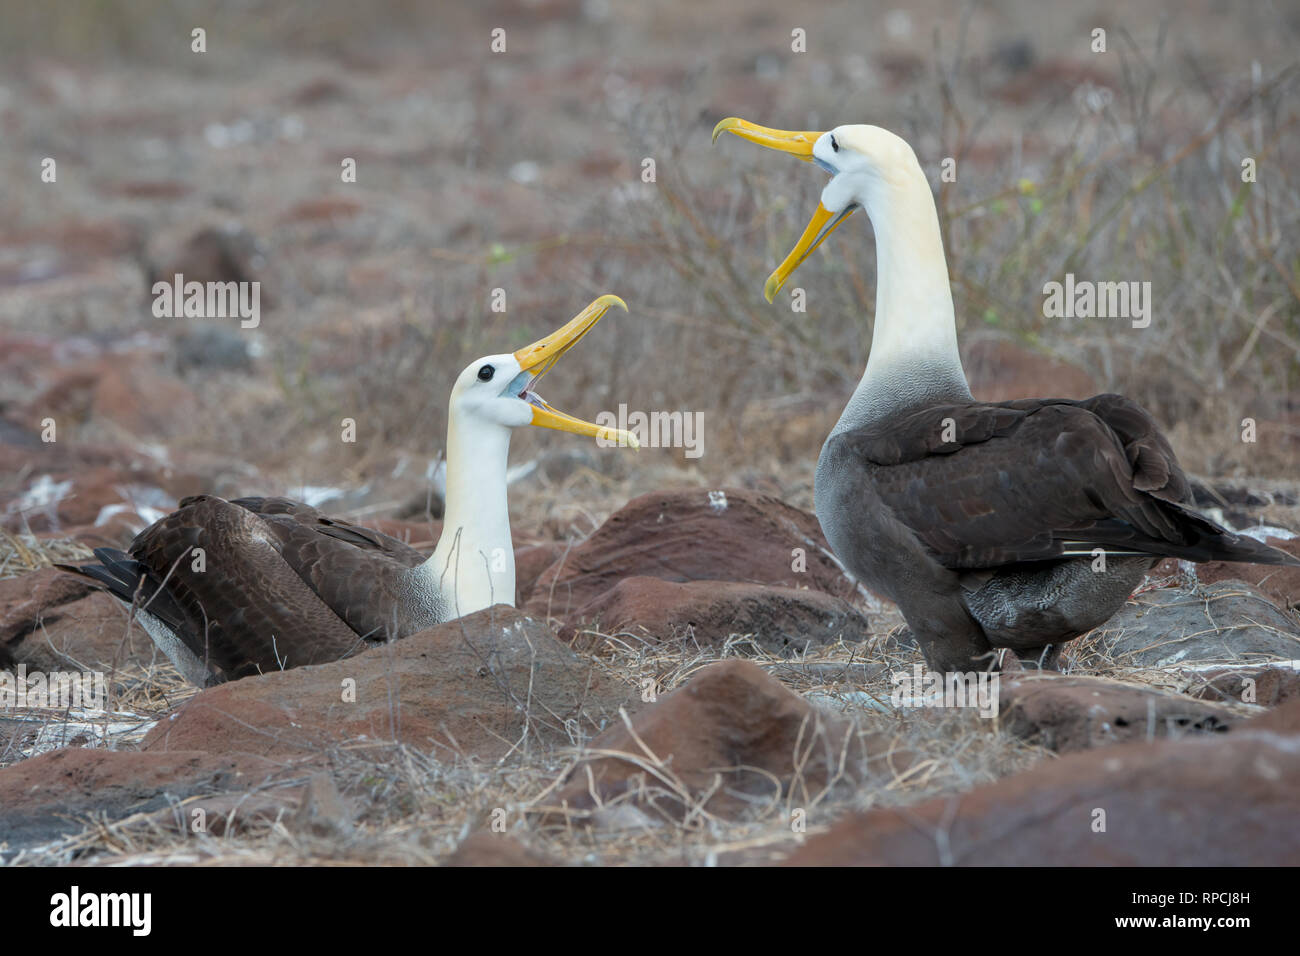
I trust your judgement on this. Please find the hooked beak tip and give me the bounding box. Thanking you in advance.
[763,275,781,303]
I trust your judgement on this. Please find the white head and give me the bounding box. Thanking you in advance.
[447,352,535,430]
[712,116,968,409]
[812,125,925,212]
[712,119,929,301]
[446,294,640,445]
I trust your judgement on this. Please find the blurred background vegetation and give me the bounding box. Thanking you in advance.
[1,0,1297,529]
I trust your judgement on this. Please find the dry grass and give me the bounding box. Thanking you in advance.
[0,529,91,580]
[5,630,1053,867]
[2,563,1288,866]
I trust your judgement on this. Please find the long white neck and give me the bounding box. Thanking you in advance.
[423,415,515,615]
[832,165,971,434]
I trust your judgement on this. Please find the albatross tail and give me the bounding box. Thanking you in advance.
[1065,501,1300,567]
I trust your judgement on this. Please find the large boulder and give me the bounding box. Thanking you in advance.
[1080,580,1300,667]
[3,591,152,672]
[0,748,283,854]
[998,673,1237,752]
[538,659,907,824]
[524,489,859,622]
[0,567,93,662]
[558,576,873,654]
[783,729,1300,865]
[143,605,638,761]
[1,568,162,671]
[1180,661,1300,707]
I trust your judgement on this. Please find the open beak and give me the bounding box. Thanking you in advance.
[512,295,639,448]
[712,116,857,302]
[761,201,857,302]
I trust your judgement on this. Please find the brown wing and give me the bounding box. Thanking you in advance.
[247,521,430,643]
[127,496,369,680]
[216,497,435,642]
[833,393,1294,568]
[222,496,428,567]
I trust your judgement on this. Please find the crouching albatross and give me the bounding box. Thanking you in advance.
[62,295,637,685]
[713,117,1300,671]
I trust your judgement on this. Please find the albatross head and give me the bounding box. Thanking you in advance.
[448,294,639,447]
[712,119,926,302]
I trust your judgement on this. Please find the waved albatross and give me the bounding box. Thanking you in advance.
[62,295,637,685]
[713,118,1300,670]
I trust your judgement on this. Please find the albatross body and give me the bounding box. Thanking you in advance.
[63,296,637,685]
[714,119,1300,670]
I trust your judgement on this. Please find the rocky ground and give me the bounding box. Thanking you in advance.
[2,486,1299,865]
[1,1,1299,865]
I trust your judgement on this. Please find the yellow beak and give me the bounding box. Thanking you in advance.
[512,295,639,448]
[712,116,857,302]
[711,117,822,159]
[763,201,856,302]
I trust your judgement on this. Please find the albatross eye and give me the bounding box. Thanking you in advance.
[477,364,495,382]
[830,134,839,153]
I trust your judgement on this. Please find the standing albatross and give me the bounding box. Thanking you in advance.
[62,295,637,685]
[713,118,1299,670]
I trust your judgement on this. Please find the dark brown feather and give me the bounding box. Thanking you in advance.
[80,495,434,681]
[834,394,1295,569]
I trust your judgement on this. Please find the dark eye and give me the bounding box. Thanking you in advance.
[477,364,495,382]
[830,134,839,153]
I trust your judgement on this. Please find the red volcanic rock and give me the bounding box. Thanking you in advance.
[143,606,637,761]
[998,674,1237,753]
[3,465,163,533]
[279,197,363,225]
[1,572,155,671]
[525,489,857,621]
[0,440,199,536]
[1182,662,1300,708]
[289,76,349,106]
[52,515,143,549]
[1241,696,1300,735]
[144,225,262,288]
[0,748,283,851]
[444,832,558,867]
[0,219,139,286]
[559,576,872,654]
[964,338,1099,403]
[104,179,193,200]
[993,59,1116,107]
[783,730,1300,865]
[21,591,154,670]
[0,568,93,648]
[27,357,199,440]
[1191,537,1300,610]
[1084,580,1300,667]
[540,659,906,824]
[514,541,564,605]
[139,771,355,839]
